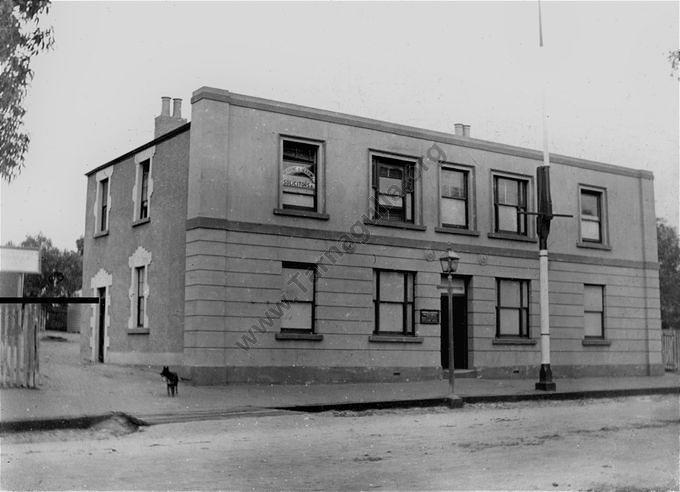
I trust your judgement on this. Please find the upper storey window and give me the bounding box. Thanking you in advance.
[577,185,609,249]
[493,175,528,235]
[93,166,113,237]
[372,155,415,223]
[440,167,469,229]
[580,189,603,242]
[281,139,319,211]
[133,146,155,225]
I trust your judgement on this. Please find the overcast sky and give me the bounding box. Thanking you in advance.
[1,1,678,250]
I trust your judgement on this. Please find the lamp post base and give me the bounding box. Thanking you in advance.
[535,363,556,391]
[446,395,464,408]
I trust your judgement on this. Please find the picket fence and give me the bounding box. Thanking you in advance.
[662,329,680,372]
[0,304,44,388]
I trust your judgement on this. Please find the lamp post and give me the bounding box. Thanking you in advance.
[439,247,460,399]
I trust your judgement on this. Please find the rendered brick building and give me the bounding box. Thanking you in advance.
[81,87,662,384]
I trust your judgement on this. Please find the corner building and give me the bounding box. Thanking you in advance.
[81,87,662,384]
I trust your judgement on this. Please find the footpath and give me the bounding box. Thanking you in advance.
[1,331,678,432]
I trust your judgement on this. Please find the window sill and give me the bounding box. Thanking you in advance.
[132,217,151,228]
[364,219,426,231]
[492,338,537,345]
[487,232,537,243]
[128,328,150,335]
[369,334,424,343]
[582,338,611,346]
[93,230,109,239]
[435,226,480,237]
[275,332,323,341]
[273,208,330,221]
[577,241,612,251]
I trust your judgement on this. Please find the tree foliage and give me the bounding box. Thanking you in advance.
[18,233,82,297]
[657,219,680,330]
[0,0,54,182]
[669,49,680,80]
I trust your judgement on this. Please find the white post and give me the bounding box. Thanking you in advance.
[539,250,550,364]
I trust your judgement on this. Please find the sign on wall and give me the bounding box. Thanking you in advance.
[0,247,40,273]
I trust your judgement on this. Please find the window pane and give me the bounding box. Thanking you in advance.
[584,312,603,337]
[283,141,317,164]
[378,193,403,208]
[496,178,518,205]
[500,280,520,307]
[380,271,404,302]
[379,176,403,195]
[282,267,314,301]
[497,205,518,232]
[441,198,467,226]
[405,304,413,333]
[581,192,600,217]
[406,273,414,302]
[499,308,520,335]
[581,219,601,241]
[281,302,312,330]
[100,179,108,206]
[283,192,315,209]
[379,303,403,332]
[441,170,466,199]
[584,285,603,311]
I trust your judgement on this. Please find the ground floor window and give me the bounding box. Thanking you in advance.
[373,270,415,335]
[496,278,530,337]
[281,262,316,333]
[584,284,605,338]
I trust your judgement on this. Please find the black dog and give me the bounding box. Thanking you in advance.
[160,366,179,397]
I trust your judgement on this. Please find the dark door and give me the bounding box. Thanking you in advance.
[97,287,106,363]
[440,290,468,370]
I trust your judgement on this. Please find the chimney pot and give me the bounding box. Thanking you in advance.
[454,123,464,136]
[172,98,182,119]
[463,125,471,137]
[161,97,171,117]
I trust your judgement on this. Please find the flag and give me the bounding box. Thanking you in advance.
[536,165,552,249]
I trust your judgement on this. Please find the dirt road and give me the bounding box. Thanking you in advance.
[2,395,678,490]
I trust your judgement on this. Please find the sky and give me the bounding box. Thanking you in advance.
[1,1,678,251]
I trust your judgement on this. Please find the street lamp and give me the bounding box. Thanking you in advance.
[440,247,462,407]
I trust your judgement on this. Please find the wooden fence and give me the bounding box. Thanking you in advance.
[0,304,44,388]
[662,329,680,372]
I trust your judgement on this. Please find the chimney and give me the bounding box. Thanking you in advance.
[154,96,187,138]
[161,96,171,116]
[172,98,182,118]
[454,123,464,136]
[462,124,471,138]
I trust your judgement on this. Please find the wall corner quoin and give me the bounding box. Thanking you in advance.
[187,92,231,221]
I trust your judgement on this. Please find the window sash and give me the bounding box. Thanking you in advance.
[374,270,415,335]
[99,179,109,231]
[580,190,604,242]
[136,267,145,328]
[584,285,604,338]
[282,140,318,211]
[496,279,530,337]
[281,263,315,333]
[139,161,150,219]
[372,158,414,223]
[494,177,527,234]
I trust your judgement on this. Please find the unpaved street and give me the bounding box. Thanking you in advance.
[2,395,678,490]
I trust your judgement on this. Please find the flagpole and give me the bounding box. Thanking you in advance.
[536,0,556,391]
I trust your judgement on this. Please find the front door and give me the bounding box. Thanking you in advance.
[440,279,468,370]
[97,287,106,363]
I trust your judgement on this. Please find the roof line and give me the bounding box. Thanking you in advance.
[84,122,191,177]
[192,86,654,180]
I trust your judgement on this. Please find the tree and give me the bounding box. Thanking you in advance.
[669,49,680,79]
[20,233,82,297]
[0,1,54,182]
[657,219,680,330]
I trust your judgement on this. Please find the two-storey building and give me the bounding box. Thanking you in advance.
[81,87,662,384]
